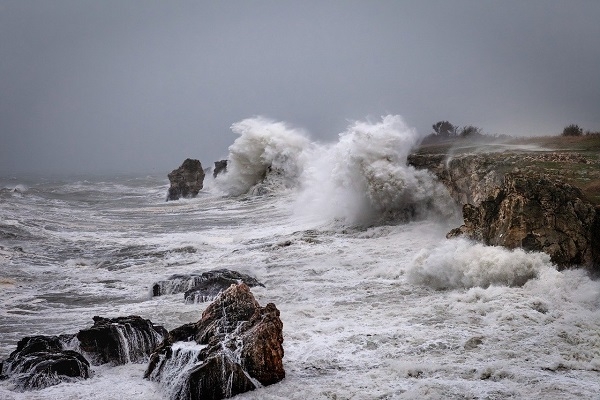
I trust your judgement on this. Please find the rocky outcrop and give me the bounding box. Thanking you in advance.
[152,269,265,303]
[167,159,205,201]
[213,160,228,178]
[447,173,600,269]
[0,335,90,390]
[409,152,600,272]
[145,283,285,400]
[77,316,167,365]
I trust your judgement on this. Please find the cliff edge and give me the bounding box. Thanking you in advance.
[408,136,600,272]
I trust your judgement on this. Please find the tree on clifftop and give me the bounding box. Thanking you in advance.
[432,121,457,137]
[562,124,583,136]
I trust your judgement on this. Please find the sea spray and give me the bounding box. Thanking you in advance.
[216,117,312,196]
[296,115,456,226]
[407,238,553,289]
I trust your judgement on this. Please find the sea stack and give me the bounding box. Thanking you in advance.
[167,158,205,201]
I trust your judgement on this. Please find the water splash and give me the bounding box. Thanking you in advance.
[216,117,312,196]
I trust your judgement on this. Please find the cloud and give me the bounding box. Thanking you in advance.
[1,0,599,175]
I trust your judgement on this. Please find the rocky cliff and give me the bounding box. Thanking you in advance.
[408,138,600,272]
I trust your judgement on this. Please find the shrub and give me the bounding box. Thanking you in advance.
[562,124,583,136]
[459,125,483,138]
[432,121,457,137]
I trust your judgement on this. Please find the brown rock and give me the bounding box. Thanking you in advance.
[145,283,285,399]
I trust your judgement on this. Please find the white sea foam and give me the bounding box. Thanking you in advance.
[295,115,456,226]
[216,116,312,196]
[407,238,553,289]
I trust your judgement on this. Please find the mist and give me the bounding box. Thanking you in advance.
[1,0,599,175]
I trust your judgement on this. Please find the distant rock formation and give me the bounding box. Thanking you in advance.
[0,335,90,390]
[213,160,228,178]
[167,158,205,201]
[145,283,285,400]
[77,316,167,365]
[151,269,265,303]
[409,152,600,272]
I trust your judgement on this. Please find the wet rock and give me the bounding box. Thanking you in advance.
[77,315,167,365]
[0,335,90,390]
[213,160,228,178]
[146,283,285,400]
[410,152,600,272]
[151,269,265,302]
[167,158,205,201]
[447,173,600,270]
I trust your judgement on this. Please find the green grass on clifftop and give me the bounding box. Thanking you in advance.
[413,135,600,204]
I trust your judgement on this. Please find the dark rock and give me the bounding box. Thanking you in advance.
[77,315,167,365]
[213,160,228,178]
[1,335,90,390]
[146,283,285,400]
[447,173,599,270]
[167,158,205,201]
[151,269,264,303]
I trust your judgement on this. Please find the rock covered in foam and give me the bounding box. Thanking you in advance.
[145,283,284,400]
[0,335,90,390]
[151,269,265,303]
[167,158,205,201]
[213,160,228,178]
[77,315,167,365]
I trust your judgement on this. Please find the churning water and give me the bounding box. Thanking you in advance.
[1,116,599,399]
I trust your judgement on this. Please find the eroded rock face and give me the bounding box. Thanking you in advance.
[0,335,90,390]
[409,152,599,271]
[448,173,600,269]
[167,158,205,201]
[77,316,167,365]
[145,283,284,400]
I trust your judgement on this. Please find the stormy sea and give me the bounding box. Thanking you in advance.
[1,116,599,399]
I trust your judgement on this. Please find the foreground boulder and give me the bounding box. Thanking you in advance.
[152,269,265,303]
[167,158,205,201]
[77,316,167,365]
[145,283,284,400]
[0,335,90,390]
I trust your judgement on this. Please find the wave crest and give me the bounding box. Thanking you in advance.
[407,238,553,289]
[297,115,456,225]
[216,117,311,196]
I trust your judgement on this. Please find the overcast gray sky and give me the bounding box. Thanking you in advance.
[1,0,599,175]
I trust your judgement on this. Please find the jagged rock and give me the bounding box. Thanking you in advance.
[145,283,284,400]
[410,151,600,272]
[213,160,228,178]
[167,158,205,201]
[447,173,600,270]
[151,269,265,303]
[0,335,90,390]
[77,315,167,365]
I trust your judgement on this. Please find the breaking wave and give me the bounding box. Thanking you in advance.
[296,115,456,226]
[217,114,457,226]
[215,117,312,196]
[407,238,554,289]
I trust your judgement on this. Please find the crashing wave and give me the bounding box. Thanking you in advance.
[407,238,553,289]
[216,117,312,196]
[296,115,456,226]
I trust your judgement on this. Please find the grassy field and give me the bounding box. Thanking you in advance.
[413,135,600,204]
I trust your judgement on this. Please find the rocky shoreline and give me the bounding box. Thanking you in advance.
[408,138,600,273]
